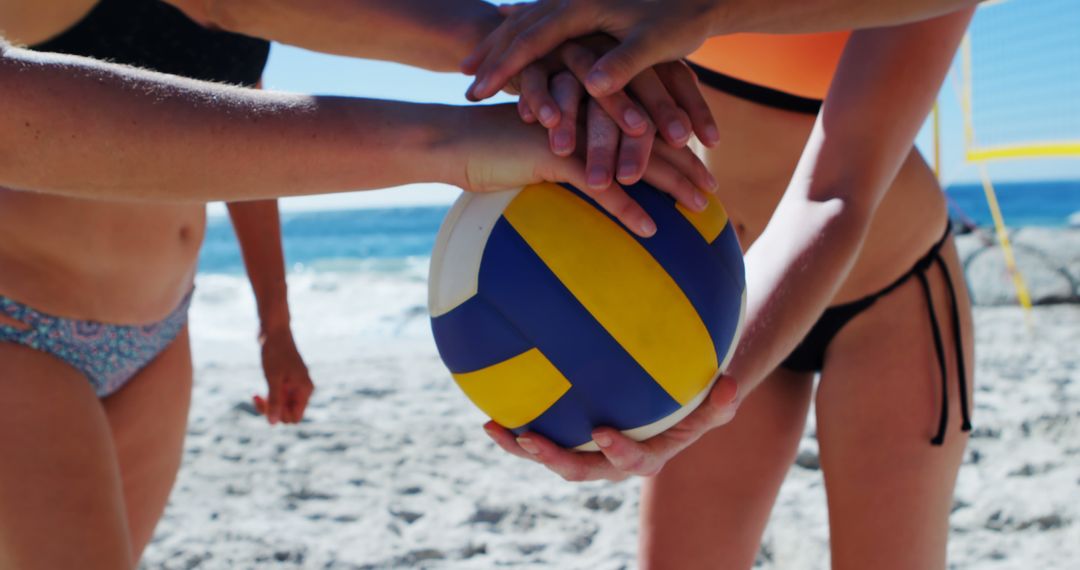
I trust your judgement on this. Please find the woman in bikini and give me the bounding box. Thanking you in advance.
[0,1,715,567]
[470,2,977,568]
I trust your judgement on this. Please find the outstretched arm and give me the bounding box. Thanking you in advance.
[0,41,706,235]
[0,43,460,201]
[466,0,982,100]
[727,8,976,391]
[163,0,500,72]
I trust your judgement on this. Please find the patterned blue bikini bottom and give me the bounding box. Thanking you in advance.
[0,290,192,397]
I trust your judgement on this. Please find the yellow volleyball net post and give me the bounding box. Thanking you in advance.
[950,0,1080,325]
[960,33,1034,327]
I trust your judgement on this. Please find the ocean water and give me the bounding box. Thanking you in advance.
[945,180,1080,227]
[198,180,1080,277]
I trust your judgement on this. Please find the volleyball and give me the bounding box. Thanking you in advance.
[428,182,746,451]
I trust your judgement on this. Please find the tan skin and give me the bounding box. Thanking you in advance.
[0,3,314,568]
[481,10,976,569]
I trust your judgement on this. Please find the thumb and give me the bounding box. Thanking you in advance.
[586,35,661,98]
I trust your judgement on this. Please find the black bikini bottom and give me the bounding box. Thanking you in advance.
[780,223,972,446]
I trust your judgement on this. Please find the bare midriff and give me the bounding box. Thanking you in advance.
[0,190,205,323]
[699,85,948,305]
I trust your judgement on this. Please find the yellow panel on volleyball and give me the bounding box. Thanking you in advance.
[503,183,719,405]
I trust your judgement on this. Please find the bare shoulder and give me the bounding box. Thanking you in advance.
[0,0,99,45]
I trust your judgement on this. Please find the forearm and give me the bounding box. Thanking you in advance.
[724,10,974,391]
[197,0,501,71]
[712,0,981,35]
[228,200,292,334]
[0,46,462,202]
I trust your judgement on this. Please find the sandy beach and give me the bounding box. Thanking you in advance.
[140,232,1080,569]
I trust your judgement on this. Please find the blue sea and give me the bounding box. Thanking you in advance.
[198,180,1080,275]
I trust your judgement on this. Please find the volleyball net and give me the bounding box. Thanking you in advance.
[937,0,1079,316]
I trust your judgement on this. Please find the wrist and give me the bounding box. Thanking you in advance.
[257,298,292,340]
[259,319,292,344]
[424,105,475,189]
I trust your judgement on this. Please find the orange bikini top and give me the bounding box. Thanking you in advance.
[688,31,851,101]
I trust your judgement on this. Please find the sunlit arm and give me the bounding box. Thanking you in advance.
[725,9,975,393]
[714,0,981,35]
[0,44,476,202]
[163,0,500,72]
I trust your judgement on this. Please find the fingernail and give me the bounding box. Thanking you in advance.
[587,70,612,94]
[668,121,689,143]
[624,108,647,131]
[553,131,573,154]
[692,192,708,211]
[539,105,557,126]
[517,437,540,455]
[617,161,638,182]
[593,433,612,448]
[704,125,720,145]
[706,172,719,192]
[640,218,657,237]
[587,166,609,189]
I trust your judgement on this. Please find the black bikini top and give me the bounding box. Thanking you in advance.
[32,0,270,87]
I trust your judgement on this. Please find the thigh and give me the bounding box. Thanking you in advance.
[639,367,814,570]
[816,240,973,570]
[102,327,193,562]
[0,343,134,570]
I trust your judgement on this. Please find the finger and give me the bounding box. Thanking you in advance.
[614,128,654,186]
[482,421,537,462]
[702,375,741,427]
[639,151,710,212]
[253,395,267,416]
[560,42,649,136]
[586,181,657,238]
[283,383,300,424]
[585,99,619,191]
[626,68,693,147]
[657,60,719,147]
[266,380,282,425]
[651,141,718,193]
[516,432,630,482]
[519,64,560,128]
[292,378,314,422]
[468,6,553,99]
[549,71,582,157]
[518,97,536,123]
[473,7,598,101]
[591,428,664,477]
[586,33,664,98]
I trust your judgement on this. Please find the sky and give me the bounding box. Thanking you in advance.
[241,0,1079,213]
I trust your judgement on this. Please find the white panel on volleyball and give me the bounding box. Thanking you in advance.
[428,188,522,317]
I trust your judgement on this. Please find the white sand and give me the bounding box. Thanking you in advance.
[140,274,1079,569]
